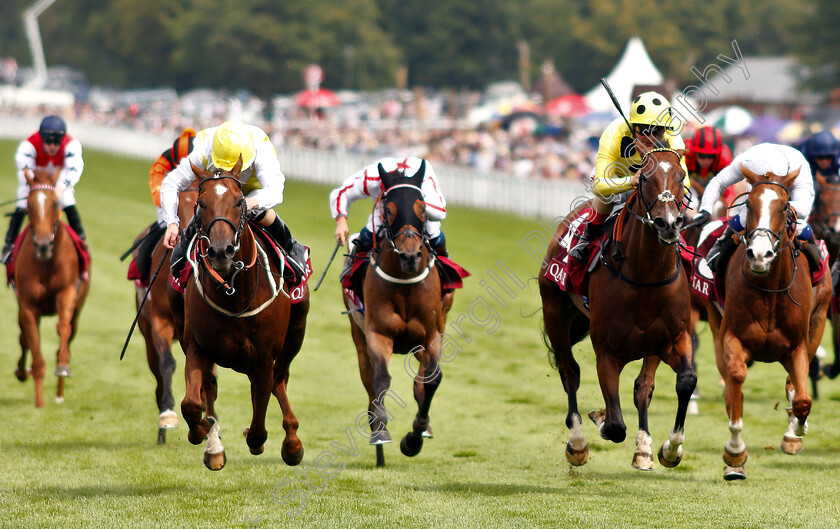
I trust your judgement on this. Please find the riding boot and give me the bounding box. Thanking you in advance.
[170,218,198,274]
[1,208,26,264]
[340,228,373,280]
[569,221,603,263]
[63,205,86,242]
[800,236,823,274]
[429,231,449,257]
[137,221,166,280]
[265,216,308,280]
[706,226,738,278]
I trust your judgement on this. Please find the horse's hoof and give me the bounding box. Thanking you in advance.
[369,430,392,445]
[14,367,29,382]
[822,363,840,379]
[565,443,589,466]
[282,445,304,466]
[203,450,227,471]
[723,447,748,467]
[420,424,434,438]
[55,396,64,405]
[781,435,803,455]
[159,410,179,429]
[400,432,424,457]
[632,451,655,471]
[687,400,699,416]
[723,465,746,481]
[54,365,72,378]
[657,446,681,468]
[588,409,606,428]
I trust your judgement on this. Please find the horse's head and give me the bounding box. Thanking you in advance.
[741,163,799,274]
[633,144,687,245]
[378,161,427,274]
[192,157,246,275]
[25,167,61,261]
[812,176,840,255]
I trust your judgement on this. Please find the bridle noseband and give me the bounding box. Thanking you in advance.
[740,181,796,259]
[627,147,686,228]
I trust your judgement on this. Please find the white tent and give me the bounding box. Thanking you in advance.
[584,36,664,114]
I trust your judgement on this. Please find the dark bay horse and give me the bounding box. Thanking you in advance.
[13,167,90,407]
[707,166,832,480]
[343,162,454,466]
[130,188,198,443]
[539,146,696,471]
[811,177,840,381]
[169,158,309,470]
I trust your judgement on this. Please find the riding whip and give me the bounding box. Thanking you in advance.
[120,248,170,360]
[313,240,341,292]
[120,230,155,261]
[600,77,636,140]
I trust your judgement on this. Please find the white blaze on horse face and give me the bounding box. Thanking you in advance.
[658,161,672,174]
[748,188,781,271]
[35,192,48,218]
[214,183,228,197]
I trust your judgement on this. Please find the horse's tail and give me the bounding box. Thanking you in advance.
[541,320,559,371]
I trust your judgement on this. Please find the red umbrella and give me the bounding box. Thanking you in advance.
[295,88,340,108]
[545,94,589,117]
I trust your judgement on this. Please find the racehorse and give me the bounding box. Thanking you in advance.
[343,162,454,466]
[539,146,696,471]
[169,157,309,470]
[12,167,90,407]
[810,177,840,381]
[130,188,200,443]
[706,166,832,480]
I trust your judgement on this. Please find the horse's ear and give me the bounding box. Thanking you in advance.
[412,160,426,182]
[378,163,392,188]
[674,148,687,160]
[780,167,801,189]
[814,171,827,188]
[24,168,34,187]
[232,154,243,176]
[190,161,209,181]
[740,163,762,185]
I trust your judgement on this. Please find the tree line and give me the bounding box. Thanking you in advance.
[0,0,835,98]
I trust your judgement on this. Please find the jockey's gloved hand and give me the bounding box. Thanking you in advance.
[692,210,711,227]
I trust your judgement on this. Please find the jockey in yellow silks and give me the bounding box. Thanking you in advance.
[569,91,689,262]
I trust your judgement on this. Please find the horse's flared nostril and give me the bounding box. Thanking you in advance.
[225,245,236,258]
[653,218,668,230]
[746,248,755,260]
[207,247,217,259]
[674,216,684,230]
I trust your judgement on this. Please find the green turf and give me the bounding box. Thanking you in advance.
[1,139,840,528]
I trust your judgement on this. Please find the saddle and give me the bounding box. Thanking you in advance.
[7,223,91,286]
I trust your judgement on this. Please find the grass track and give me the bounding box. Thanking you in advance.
[1,140,840,528]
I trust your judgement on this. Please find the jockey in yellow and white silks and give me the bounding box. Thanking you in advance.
[569,92,689,262]
[330,156,448,255]
[161,120,308,277]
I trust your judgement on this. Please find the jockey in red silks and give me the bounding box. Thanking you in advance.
[330,157,448,263]
[2,115,87,264]
[684,126,734,214]
[569,92,690,262]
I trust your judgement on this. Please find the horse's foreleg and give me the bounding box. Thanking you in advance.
[594,352,626,443]
[658,330,696,468]
[19,306,45,408]
[401,334,442,457]
[181,346,212,445]
[365,331,394,445]
[54,289,76,382]
[244,361,273,457]
[721,332,748,479]
[631,357,658,471]
[151,315,178,429]
[272,361,303,466]
[781,344,812,455]
[824,311,840,378]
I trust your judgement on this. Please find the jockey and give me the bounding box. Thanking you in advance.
[2,115,86,264]
[161,121,308,279]
[693,143,819,274]
[798,131,840,189]
[330,156,447,260]
[684,126,734,211]
[134,127,196,280]
[569,91,689,262]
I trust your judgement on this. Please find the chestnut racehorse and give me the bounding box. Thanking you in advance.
[12,167,90,407]
[706,167,831,480]
[539,146,696,471]
[343,162,454,466]
[130,188,200,443]
[169,158,309,470]
[811,178,840,381]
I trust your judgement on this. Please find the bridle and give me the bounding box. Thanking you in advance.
[195,174,247,257]
[624,147,687,229]
[28,183,60,247]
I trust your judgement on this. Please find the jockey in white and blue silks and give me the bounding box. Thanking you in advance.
[330,156,448,256]
[693,143,819,272]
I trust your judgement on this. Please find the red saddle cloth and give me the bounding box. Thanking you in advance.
[544,207,694,296]
[127,258,146,288]
[7,223,90,285]
[169,223,312,305]
[341,250,470,311]
[691,221,829,306]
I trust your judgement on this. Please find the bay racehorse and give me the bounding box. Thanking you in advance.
[169,157,309,470]
[706,166,831,480]
[539,146,696,471]
[810,176,840,381]
[12,167,90,407]
[343,162,454,466]
[130,188,201,443]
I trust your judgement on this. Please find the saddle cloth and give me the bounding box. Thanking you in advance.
[7,223,90,286]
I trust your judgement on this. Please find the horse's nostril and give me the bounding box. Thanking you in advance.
[653,218,667,230]
[207,247,217,259]
[225,245,236,258]
[746,248,755,259]
[674,217,684,229]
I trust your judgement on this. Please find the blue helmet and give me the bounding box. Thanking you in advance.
[39,115,67,136]
[804,131,839,157]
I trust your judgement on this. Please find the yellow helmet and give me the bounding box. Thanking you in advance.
[629,91,672,127]
[211,121,256,171]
